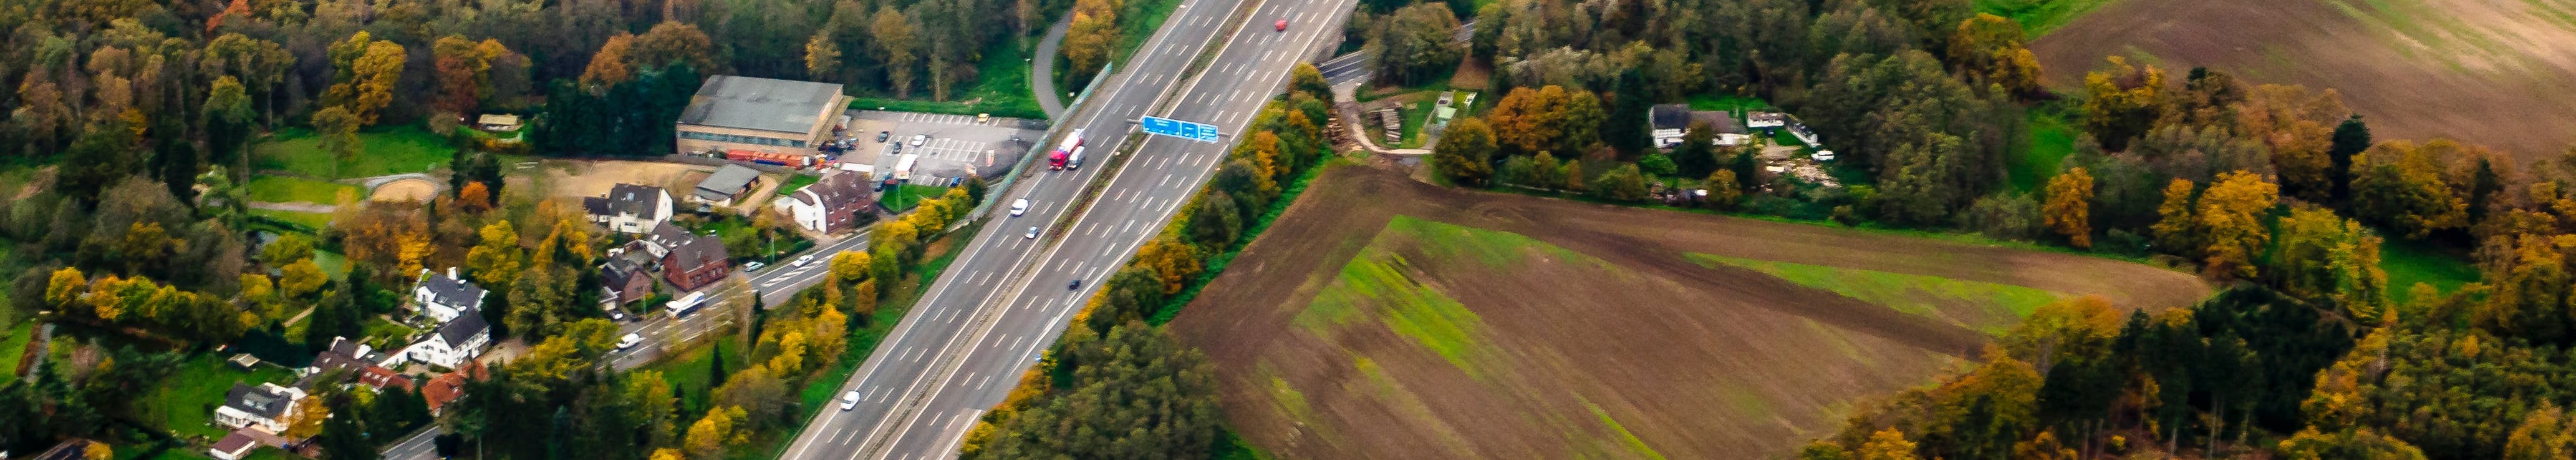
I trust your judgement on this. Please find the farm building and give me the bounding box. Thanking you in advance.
[675,76,849,158]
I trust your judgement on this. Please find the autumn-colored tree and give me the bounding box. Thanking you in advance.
[581,34,638,88]
[1136,238,1199,295]
[2151,178,2198,258]
[1060,0,1118,84]
[2197,170,2279,280]
[2080,57,2168,152]
[2505,404,2576,460]
[682,406,749,459]
[1434,117,1497,185]
[1946,13,2043,99]
[2349,140,2470,239]
[2276,427,2429,460]
[2043,167,2095,248]
[431,35,503,114]
[1704,170,1742,209]
[871,7,924,97]
[1486,86,1570,155]
[286,394,329,439]
[631,22,721,73]
[332,38,407,125]
[1856,428,1922,460]
[804,30,841,81]
[2238,84,2347,202]
[280,259,327,300]
[465,220,525,286]
[648,449,683,460]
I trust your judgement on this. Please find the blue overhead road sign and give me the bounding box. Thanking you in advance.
[1140,115,1220,142]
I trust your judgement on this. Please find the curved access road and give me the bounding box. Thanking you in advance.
[1030,17,1073,119]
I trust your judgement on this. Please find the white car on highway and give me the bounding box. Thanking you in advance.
[1010,198,1030,217]
[617,333,642,350]
[792,254,815,267]
[841,390,861,410]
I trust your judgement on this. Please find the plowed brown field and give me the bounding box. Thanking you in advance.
[2030,0,2576,157]
[1168,166,2208,459]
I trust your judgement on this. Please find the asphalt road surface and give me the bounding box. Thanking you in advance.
[778,0,1358,458]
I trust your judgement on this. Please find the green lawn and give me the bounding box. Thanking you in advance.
[361,318,417,350]
[148,353,299,441]
[252,124,453,180]
[847,39,1046,120]
[1684,94,1776,113]
[314,250,350,281]
[249,208,333,230]
[245,176,359,204]
[2005,109,2079,193]
[642,339,748,414]
[1394,101,1435,149]
[0,322,33,384]
[882,184,951,212]
[1975,0,2124,37]
[2383,238,2477,305]
[774,174,822,195]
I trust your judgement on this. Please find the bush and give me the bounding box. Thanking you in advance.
[1961,193,2042,241]
[1639,154,1677,177]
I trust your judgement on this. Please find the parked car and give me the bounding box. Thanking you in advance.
[743,261,766,272]
[617,333,642,350]
[793,254,815,267]
[1010,198,1030,217]
[910,134,927,146]
[875,131,890,142]
[841,390,861,410]
[977,113,991,124]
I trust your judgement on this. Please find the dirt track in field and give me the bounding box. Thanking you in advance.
[2032,0,2576,158]
[1168,165,2208,459]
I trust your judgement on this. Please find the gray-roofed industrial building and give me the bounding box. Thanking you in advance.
[692,164,765,207]
[675,76,849,157]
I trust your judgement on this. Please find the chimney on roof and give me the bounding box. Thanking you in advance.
[448,267,459,280]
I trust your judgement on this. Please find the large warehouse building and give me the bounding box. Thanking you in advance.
[674,76,849,157]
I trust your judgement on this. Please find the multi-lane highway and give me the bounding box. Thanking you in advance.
[779,0,1356,458]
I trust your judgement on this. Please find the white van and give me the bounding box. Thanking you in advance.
[1068,146,1087,170]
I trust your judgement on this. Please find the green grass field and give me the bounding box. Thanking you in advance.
[2383,238,2477,304]
[774,174,821,195]
[848,39,1046,120]
[249,208,334,230]
[1975,0,2124,37]
[2005,109,2079,193]
[245,176,359,204]
[1687,253,2063,334]
[148,353,299,440]
[1683,94,1775,113]
[881,184,950,212]
[0,322,32,384]
[253,124,453,180]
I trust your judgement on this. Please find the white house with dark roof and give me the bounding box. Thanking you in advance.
[393,310,491,369]
[772,171,875,233]
[215,383,305,434]
[412,268,486,323]
[582,183,674,234]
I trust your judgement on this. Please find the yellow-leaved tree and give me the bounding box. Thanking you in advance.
[2196,170,2279,280]
[2043,167,2094,248]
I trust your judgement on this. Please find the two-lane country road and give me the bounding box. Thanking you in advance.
[781,0,1359,458]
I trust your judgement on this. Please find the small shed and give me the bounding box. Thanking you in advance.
[477,114,521,131]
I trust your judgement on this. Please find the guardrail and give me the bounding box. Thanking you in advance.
[967,61,1115,220]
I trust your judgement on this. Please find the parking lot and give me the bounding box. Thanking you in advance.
[839,110,1048,182]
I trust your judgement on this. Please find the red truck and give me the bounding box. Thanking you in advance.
[1048,129,1085,170]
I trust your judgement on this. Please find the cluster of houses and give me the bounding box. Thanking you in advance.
[186,87,891,460]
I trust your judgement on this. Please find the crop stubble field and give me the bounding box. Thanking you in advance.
[1169,167,2209,459]
[2030,0,2576,157]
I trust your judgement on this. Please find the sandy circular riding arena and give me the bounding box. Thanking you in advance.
[370,178,439,202]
